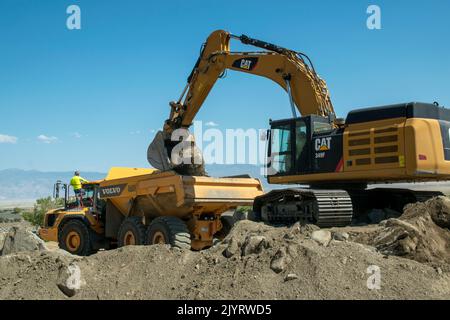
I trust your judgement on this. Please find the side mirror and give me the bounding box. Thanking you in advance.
[53,180,62,199]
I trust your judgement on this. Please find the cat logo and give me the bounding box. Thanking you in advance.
[232,57,258,71]
[240,59,253,70]
[315,137,332,152]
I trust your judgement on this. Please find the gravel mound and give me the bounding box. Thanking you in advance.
[355,197,450,265]
[1,198,450,300]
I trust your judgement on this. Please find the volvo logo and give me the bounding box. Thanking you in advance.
[99,184,126,198]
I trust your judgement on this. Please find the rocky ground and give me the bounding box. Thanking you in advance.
[1,197,450,300]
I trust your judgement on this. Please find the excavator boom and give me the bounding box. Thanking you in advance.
[148,30,335,173]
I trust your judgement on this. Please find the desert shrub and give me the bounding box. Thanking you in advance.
[12,207,22,214]
[22,197,64,227]
[0,213,22,223]
[235,206,252,215]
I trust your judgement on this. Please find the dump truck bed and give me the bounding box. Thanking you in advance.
[98,167,264,219]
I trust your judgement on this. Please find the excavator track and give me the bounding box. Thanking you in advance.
[253,188,353,227]
[310,190,353,227]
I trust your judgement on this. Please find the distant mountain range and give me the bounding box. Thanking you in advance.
[0,169,106,201]
[1,167,448,202]
[0,165,271,201]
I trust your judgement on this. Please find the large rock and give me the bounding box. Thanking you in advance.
[428,196,450,228]
[311,230,332,246]
[333,231,349,241]
[285,223,320,239]
[241,235,269,256]
[270,244,298,274]
[374,218,422,256]
[223,234,271,258]
[222,238,240,258]
[284,273,299,282]
[57,263,85,297]
[0,227,48,256]
[381,218,420,235]
[0,230,8,252]
[270,247,291,273]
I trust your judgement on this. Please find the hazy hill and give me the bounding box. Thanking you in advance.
[0,169,105,201]
[1,167,448,203]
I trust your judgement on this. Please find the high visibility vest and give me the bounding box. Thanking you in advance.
[70,176,88,191]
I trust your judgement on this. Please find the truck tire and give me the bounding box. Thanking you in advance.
[59,219,93,256]
[117,216,146,247]
[146,216,191,250]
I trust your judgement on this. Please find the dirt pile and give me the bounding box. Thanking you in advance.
[355,196,450,265]
[1,217,449,300]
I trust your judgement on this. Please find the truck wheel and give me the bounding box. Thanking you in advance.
[146,216,191,250]
[117,217,146,247]
[59,219,92,256]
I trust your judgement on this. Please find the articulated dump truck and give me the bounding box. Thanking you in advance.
[39,167,263,255]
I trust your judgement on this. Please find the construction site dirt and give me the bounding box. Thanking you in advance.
[1,196,449,300]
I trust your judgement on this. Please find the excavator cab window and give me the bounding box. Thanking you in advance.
[313,121,333,134]
[295,119,310,173]
[269,123,293,174]
[268,117,312,176]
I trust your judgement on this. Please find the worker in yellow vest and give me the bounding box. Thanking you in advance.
[70,171,89,206]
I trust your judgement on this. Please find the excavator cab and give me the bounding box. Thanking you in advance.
[267,115,344,179]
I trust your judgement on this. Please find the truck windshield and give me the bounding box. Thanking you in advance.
[82,189,94,200]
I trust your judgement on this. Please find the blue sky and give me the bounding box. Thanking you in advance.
[0,0,449,172]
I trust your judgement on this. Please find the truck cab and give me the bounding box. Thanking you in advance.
[39,180,106,255]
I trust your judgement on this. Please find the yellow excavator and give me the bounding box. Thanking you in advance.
[148,29,450,227]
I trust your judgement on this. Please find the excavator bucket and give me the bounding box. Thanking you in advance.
[148,130,206,175]
[147,131,172,171]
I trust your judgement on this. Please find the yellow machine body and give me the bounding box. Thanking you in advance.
[99,167,263,250]
[39,168,264,253]
[39,207,103,243]
[269,116,450,185]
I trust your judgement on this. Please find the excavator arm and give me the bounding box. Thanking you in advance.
[148,30,335,174]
